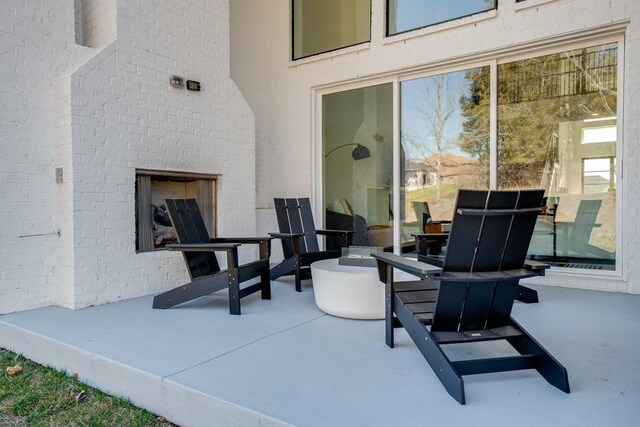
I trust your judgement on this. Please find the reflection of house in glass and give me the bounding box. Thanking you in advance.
[529,115,617,264]
[423,154,480,187]
[404,160,437,191]
[583,174,612,194]
[555,117,617,196]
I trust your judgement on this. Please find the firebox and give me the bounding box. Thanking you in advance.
[135,169,217,252]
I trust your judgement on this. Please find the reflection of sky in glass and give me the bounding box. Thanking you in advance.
[391,0,495,34]
[401,70,478,160]
[582,126,616,144]
[584,158,612,180]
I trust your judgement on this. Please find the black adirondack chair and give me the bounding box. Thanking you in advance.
[415,209,540,304]
[152,199,271,315]
[373,189,570,404]
[270,198,353,292]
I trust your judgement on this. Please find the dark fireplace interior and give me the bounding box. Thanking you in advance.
[135,170,216,252]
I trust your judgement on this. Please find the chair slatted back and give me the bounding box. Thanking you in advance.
[165,199,221,280]
[571,199,602,245]
[274,198,319,258]
[442,190,489,272]
[432,189,543,332]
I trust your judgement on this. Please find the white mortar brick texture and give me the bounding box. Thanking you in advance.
[2,0,639,314]
[75,0,117,48]
[63,0,257,309]
[0,0,94,314]
[0,0,257,313]
[233,0,640,294]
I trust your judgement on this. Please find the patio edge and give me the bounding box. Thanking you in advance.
[0,320,290,427]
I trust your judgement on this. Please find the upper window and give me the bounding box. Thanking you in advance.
[293,0,371,60]
[387,0,497,35]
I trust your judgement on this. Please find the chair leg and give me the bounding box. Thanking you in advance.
[516,284,539,303]
[395,300,466,404]
[259,240,271,300]
[269,257,296,281]
[386,280,395,348]
[227,267,241,315]
[508,319,570,394]
[228,284,241,315]
[152,274,228,309]
[294,262,302,292]
[261,268,271,300]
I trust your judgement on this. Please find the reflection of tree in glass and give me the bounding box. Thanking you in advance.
[458,67,490,188]
[402,74,460,202]
[459,44,617,190]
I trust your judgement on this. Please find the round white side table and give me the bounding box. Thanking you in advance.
[310,258,385,320]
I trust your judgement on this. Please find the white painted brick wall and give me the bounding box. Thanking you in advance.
[233,0,640,294]
[2,1,638,314]
[0,0,94,314]
[75,0,117,48]
[52,76,77,307]
[231,1,274,211]
[63,0,257,309]
[1,0,257,313]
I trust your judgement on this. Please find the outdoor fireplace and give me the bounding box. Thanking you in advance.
[135,170,217,252]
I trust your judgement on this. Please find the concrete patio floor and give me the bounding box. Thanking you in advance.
[1,278,639,427]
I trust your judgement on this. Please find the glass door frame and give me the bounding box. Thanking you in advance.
[312,32,625,277]
[312,76,397,244]
[493,34,625,277]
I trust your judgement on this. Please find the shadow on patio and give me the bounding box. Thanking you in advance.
[1,279,639,426]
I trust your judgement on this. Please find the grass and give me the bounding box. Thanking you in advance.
[405,183,460,220]
[0,348,177,427]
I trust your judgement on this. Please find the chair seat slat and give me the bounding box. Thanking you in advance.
[432,325,524,344]
[397,290,438,304]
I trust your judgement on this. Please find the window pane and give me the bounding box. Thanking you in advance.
[323,84,394,251]
[388,0,496,35]
[583,157,614,194]
[497,43,618,270]
[400,66,490,245]
[293,0,371,60]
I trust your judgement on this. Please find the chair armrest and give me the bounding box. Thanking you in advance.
[372,253,442,279]
[166,243,240,252]
[524,259,550,276]
[210,237,271,244]
[556,221,602,228]
[269,232,303,239]
[437,268,542,282]
[316,229,354,236]
[417,254,444,268]
[457,207,541,217]
[414,233,450,241]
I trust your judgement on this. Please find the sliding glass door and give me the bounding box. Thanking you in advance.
[497,43,618,269]
[320,39,620,271]
[323,83,394,250]
[400,66,490,243]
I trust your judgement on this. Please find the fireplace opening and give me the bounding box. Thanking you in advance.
[135,170,217,252]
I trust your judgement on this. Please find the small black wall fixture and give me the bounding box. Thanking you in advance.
[186,80,201,91]
[170,75,184,88]
[324,143,370,161]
